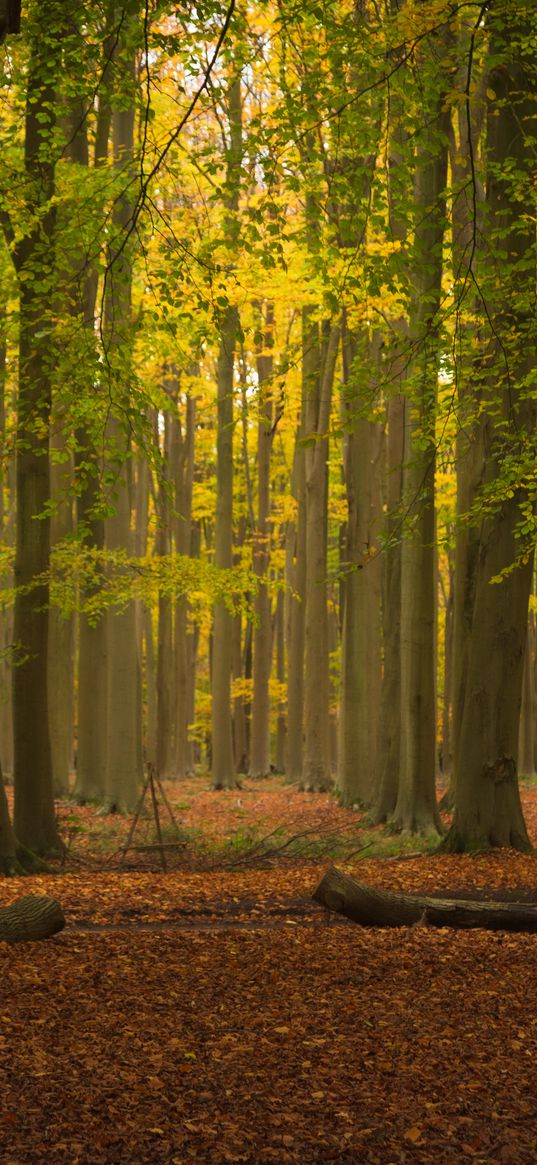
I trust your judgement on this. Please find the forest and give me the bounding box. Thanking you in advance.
[0,1,536,1161]
[0,0,535,862]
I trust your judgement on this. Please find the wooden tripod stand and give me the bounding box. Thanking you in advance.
[119,763,183,872]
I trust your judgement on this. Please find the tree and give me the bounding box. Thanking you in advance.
[442,1,536,851]
[3,1,65,854]
[102,17,144,812]
[391,18,451,836]
[249,303,276,778]
[211,70,242,790]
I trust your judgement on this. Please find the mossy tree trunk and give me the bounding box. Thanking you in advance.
[7,1,64,854]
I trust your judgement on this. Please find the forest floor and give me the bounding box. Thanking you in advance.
[3,776,537,1164]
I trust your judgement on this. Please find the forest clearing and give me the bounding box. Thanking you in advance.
[3,778,537,1164]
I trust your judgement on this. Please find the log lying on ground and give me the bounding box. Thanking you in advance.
[312,866,537,932]
[0,895,65,943]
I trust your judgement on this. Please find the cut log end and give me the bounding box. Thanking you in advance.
[0,894,66,943]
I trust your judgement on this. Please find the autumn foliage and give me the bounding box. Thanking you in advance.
[2,781,537,1163]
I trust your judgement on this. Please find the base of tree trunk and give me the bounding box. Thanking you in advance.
[299,781,334,793]
[0,894,65,943]
[312,866,537,932]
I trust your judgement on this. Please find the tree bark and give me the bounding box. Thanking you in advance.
[442,4,536,852]
[372,392,404,821]
[48,432,74,798]
[518,619,535,778]
[0,895,65,943]
[174,387,196,778]
[212,304,240,789]
[301,315,340,791]
[11,2,63,853]
[392,42,450,835]
[0,759,17,872]
[102,46,143,812]
[285,425,306,782]
[211,73,242,790]
[156,405,175,778]
[313,866,537,933]
[249,304,275,778]
[71,30,115,805]
[338,326,383,806]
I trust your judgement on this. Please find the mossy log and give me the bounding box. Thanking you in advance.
[312,866,537,932]
[0,894,65,943]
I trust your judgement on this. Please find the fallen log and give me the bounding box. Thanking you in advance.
[0,894,65,943]
[312,866,537,932]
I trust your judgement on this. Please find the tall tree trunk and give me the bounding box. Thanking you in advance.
[448,17,486,796]
[156,406,175,777]
[48,440,74,797]
[174,388,196,777]
[392,48,450,835]
[301,315,340,791]
[372,391,404,822]
[102,46,143,812]
[250,304,275,778]
[285,426,306,781]
[211,74,242,790]
[338,326,383,806]
[212,302,240,788]
[440,559,455,781]
[275,588,286,773]
[70,31,115,804]
[10,3,62,853]
[443,7,536,851]
[518,619,535,777]
[0,267,13,779]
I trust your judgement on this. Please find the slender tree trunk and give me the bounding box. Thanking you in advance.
[440,559,454,782]
[232,608,248,773]
[448,27,486,794]
[338,327,383,805]
[212,306,240,787]
[392,62,450,835]
[72,26,115,804]
[285,428,306,781]
[301,315,340,791]
[0,757,17,873]
[0,278,13,778]
[250,304,275,777]
[174,389,196,778]
[156,407,175,777]
[373,391,404,822]
[518,620,535,777]
[211,74,242,790]
[275,588,286,773]
[102,53,143,812]
[48,442,74,798]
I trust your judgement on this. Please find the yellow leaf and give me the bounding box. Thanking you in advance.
[274,1025,290,1034]
[405,1126,423,1143]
